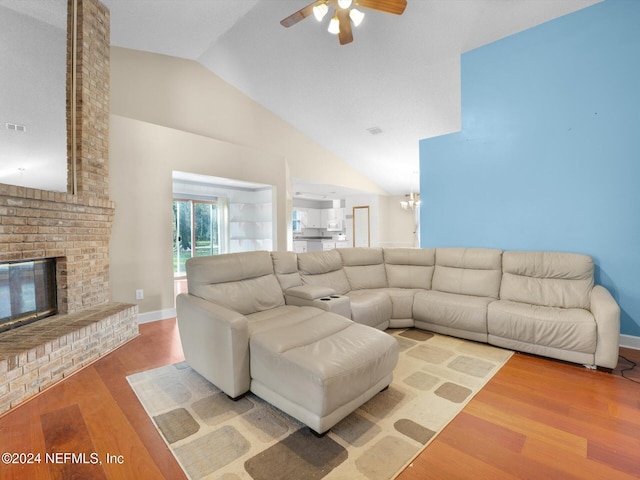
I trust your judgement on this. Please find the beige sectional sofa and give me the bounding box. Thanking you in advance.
[286,247,619,369]
[176,251,399,435]
[176,246,620,433]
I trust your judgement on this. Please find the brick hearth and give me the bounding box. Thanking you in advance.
[0,303,137,414]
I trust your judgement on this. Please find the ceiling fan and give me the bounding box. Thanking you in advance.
[280,0,407,45]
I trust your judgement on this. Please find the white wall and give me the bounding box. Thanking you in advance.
[0,6,66,191]
[109,48,396,315]
[344,195,380,247]
[109,116,287,313]
[110,47,389,196]
[379,195,420,248]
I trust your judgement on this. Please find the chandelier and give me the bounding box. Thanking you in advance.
[400,192,420,211]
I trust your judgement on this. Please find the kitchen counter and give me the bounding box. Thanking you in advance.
[294,236,332,240]
[292,238,350,253]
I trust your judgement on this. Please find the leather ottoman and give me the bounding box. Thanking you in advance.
[249,312,399,435]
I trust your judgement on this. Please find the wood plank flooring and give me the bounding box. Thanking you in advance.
[0,318,639,479]
[400,351,640,480]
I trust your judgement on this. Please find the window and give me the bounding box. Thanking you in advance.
[173,200,222,277]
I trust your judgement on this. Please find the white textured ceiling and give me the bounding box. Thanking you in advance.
[105,0,599,195]
[0,0,66,29]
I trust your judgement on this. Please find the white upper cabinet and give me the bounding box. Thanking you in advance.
[321,208,344,231]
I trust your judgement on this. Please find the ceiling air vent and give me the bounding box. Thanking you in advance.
[5,123,27,133]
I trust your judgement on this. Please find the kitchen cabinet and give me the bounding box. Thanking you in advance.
[322,242,335,251]
[321,208,344,231]
[320,210,329,229]
[292,241,307,253]
[293,208,321,229]
[292,239,350,254]
[305,241,323,252]
[306,208,321,228]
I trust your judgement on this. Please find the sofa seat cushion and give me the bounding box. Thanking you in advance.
[246,306,324,336]
[345,290,392,329]
[249,313,399,419]
[488,300,596,354]
[413,290,492,334]
[381,288,421,319]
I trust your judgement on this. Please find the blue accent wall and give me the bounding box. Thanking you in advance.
[419,0,640,336]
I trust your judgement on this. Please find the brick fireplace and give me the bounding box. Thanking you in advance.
[0,0,138,414]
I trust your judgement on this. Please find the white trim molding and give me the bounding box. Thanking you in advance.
[620,334,640,351]
[136,308,177,324]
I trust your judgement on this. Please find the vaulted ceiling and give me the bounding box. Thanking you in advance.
[13,0,603,196]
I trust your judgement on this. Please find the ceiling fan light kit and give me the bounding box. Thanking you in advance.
[281,0,407,45]
[313,3,329,21]
[328,15,341,34]
[349,8,365,27]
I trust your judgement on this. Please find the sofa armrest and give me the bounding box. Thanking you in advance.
[284,285,351,318]
[176,293,250,398]
[590,285,620,369]
[285,285,336,301]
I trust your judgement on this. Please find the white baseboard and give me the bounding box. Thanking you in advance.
[136,308,177,324]
[620,334,640,351]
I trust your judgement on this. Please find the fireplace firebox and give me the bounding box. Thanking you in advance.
[0,258,57,333]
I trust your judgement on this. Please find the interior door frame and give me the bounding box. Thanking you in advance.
[353,205,370,247]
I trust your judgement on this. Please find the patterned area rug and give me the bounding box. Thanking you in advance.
[127,329,512,480]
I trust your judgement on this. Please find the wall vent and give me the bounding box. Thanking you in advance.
[5,123,27,133]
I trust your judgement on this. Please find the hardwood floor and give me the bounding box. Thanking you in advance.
[1,318,639,479]
[399,351,640,480]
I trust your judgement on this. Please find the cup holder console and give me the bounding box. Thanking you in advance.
[312,294,350,318]
[321,295,342,301]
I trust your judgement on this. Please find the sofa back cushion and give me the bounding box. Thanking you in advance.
[338,247,388,290]
[271,251,302,291]
[186,251,284,315]
[432,248,503,298]
[383,247,435,290]
[500,251,593,309]
[297,250,351,294]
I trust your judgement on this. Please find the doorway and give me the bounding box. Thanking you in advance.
[173,199,221,277]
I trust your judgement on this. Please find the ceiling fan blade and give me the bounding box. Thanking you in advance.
[337,8,353,45]
[355,0,407,15]
[280,1,323,27]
